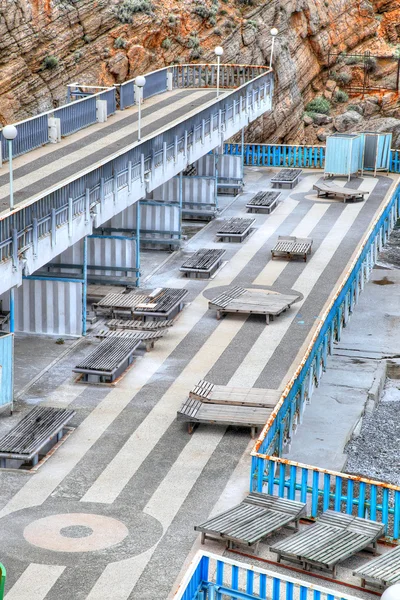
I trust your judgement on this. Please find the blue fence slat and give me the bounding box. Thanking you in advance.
[120,82,135,109]
[143,69,168,99]
[1,114,49,159]
[55,97,97,137]
[97,88,116,116]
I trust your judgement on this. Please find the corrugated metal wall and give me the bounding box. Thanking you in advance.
[195,154,243,179]
[0,333,13,411]
[138,202,180,249]
[54,236,137,277]
[152,176,216,208]
[13,279,83,336]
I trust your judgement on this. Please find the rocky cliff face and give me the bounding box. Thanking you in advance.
[0,0,399,143]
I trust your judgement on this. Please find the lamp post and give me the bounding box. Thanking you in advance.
[135,75,146,141]
[2,125,18,334]
[269,27,279,70]
[215,46,224,98]
[381,584,400,600]
[2,125,18,211]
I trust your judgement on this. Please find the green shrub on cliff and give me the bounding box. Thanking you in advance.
[115,0,152,23]
[334,90,349,103]
[42,56,59,70]
[305,97,331,115]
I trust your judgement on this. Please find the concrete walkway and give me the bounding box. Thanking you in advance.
[0,89,216,213]
[0,167,396,600]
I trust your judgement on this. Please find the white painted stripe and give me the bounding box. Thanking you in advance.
[233,202,365,386]
[0,90,210,201]
[254,203,329,286]
[0,200,299,520]
[145,429,224,530]
[4,564,65,600]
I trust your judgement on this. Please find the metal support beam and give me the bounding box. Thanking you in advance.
[9,288,14,333]
[82,235,87,336]
[178,171,183,227]
[136,200,141,287]
[214,151,219,210]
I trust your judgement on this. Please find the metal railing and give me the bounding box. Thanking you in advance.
[0,87,116,160]
[250,181,400,541]
[173,64,270,90]
[225,142,400,173]
[0,68,273,271]
[174,551,358,600]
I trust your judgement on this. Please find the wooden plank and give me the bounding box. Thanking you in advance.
[189,380,281,407]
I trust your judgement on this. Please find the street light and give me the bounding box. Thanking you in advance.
[215,46,224,98]
[269,27,279,70]
[135,75,146,141]
[2,124,18,211]
[381,584,400,600]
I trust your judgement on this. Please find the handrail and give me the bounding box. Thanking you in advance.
[174,551,358,600]
[252,175,398,457]
[0,67,272,219]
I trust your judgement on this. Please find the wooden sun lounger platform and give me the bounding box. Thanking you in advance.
[180,249,226,279]
[270,510,384,577]
[246,191,281,214]
[313,181,368,202]
[190,379,281,407]
[133,287,188,321]
[94,292,148,318]
[209,286,299,324]
[271,235,313,262]
[194,493,306,551]
[177,397,274,437]
[354,544,400,589]
[107,318,175,331]
[271,168,302,189]
[0,406,75,468]
[216,218,255,243]
[73,337,141,383]
[96,329,167,351]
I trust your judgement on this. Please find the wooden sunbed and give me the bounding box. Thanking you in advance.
[270,510,384,577]
[313,181,368,202]
[195,493,306,551]
[271,168,302,189]
[189,379,281,407]
[354,544,400,589]
[208,285,299,324]
[271,236,313,262]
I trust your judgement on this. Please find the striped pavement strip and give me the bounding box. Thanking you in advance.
[82,198,367,599]
[4,564,65,600]
[79,200,299,505]
[254,202,330,286]
[0,199,299,521]
[0,90,210,202]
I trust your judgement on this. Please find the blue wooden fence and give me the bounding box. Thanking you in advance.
[224,143,400,173]
[174,551,358,599]
[250,181,400,541]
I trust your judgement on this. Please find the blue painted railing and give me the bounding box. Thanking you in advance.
[174,552,358,600]
[54,96,97,137]
[225,143,400,173]
[251,181,400,541]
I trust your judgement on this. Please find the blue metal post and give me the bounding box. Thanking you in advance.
[136,201,141,287]
[8,140,14,211]
[178,172,183,232]
[214,151,218,210]
[9,288,14,333]
[82,236,87,336]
